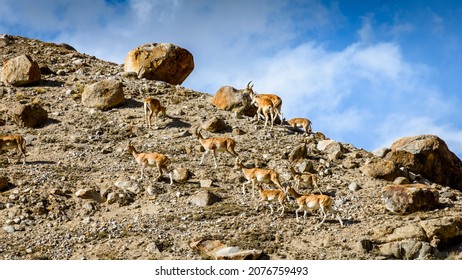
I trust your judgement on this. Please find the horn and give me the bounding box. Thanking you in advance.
[246,81,252,88]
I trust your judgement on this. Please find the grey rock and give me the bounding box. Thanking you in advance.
[189,190,221,207]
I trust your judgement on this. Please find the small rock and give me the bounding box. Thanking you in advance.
[3,225,15,233]
[348,182,361,192]
[202,116,227,132]
[146,242,161,254]
[114,181,131,189]
[0,176,9,191]
[200,179,213,188]
[173,168,190,183]
[393,177,410,185]
[189,190,221,207]
[232,127,245,136]
[440,191,457,201]
[354,239,374,253]
[106,192,118,204]
[191,239,262,260]
[75,188,104,203]
[177,130,191,138]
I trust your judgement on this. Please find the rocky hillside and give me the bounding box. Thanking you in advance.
[1,35,462,260]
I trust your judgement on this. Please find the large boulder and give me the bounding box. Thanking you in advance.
[211,86,256,116]
[382,184,440,214]
[124,43,194,85]
[11,103,48,128]
[360,159,401,181]
[1,54,41,86]
[81,79,125,110]
[388,135,462,190]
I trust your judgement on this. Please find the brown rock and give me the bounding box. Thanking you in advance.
[75,188,105,203]
[172,168,190,183]
[360,159,401,181]
[382,184,440,214]
[81,79,125,110]
[1,54,41,86]
[11,103,48,128]
[124,43,194,85]
[211,85,256,116]
[373,224,428,243]
[378,240,433,260]
[419,217,462,248]
[389,135,462,190]
[201,116,227,132]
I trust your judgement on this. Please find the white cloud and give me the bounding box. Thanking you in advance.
[357,14,375,43]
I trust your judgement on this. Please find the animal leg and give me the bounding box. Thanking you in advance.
[212,149,218,169]
[268,203,274,214]
[242,180,252,197]
[199,150,208,165]
[147,110,154,128]
[251,180,257,198]
[318,207,328,226]
[278,205,284,216]
[5,153,12,163]
[296,208,301,222]
[140,165,145,180]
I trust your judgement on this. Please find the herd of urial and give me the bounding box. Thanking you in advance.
[0,81,343,228]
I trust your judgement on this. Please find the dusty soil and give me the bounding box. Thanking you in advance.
[1,36,462,260]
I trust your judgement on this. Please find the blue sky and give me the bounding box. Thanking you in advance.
[1,0,462,158]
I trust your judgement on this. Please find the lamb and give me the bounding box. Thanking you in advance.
[127,141,173,185]
[144,97,167,128]
[0,134,26,164]
[234,158,285,197]
[288,162,322,194]
[255,185,287,216]
[251,96,275,129]
[194,128,239,169]
[245,82,284,124]
[287,117,312,135]
[287,187,343,227]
